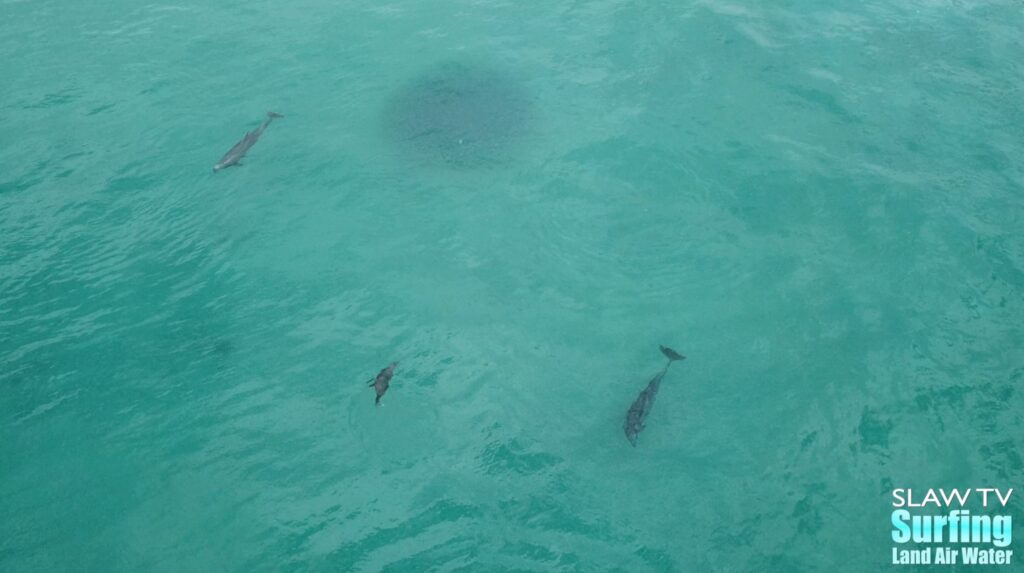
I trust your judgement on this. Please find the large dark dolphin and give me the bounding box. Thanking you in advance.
[213,111,283,172]
[366,362,398,405]
[624,345,685,446]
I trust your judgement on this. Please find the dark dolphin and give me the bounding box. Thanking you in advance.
[624,345,685,446]
[213,111,283,172]
[366,362,398,405]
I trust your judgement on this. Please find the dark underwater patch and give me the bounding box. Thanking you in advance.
[383,61,532,168]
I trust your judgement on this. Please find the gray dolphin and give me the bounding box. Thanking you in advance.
[213,111,283,172]
[624,345,685,446]
[366,362,398,405]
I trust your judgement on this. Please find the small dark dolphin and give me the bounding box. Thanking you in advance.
[624,345,685,446]
[366,362,398,405]
[213,111,283,172]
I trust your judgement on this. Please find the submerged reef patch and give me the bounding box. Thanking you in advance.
[383,61,532,168]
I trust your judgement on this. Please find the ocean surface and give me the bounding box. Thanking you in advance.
[2,1,1022,571]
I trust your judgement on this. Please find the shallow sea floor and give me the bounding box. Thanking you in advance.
[2,1,1023,571]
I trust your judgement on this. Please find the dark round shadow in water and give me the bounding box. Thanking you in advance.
[384,62,532,169]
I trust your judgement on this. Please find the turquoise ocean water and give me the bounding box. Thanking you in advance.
[2,1,1023,571]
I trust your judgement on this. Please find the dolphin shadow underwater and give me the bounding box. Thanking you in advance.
[624,345,685,446]
[213,111,283,172]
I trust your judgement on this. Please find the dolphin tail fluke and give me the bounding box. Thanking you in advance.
[660,345,685,361]
[267,111,284,119]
